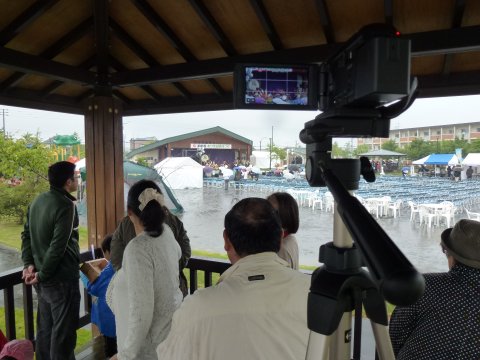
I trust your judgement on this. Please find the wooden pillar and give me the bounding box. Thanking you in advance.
[84,96,124,248]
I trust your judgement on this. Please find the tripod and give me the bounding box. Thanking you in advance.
[305,206,394,360]
[301,155,424,360]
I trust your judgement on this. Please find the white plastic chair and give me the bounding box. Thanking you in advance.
[419,206,436,228]
[324,192,334,213]
[388,199,402,218]
[465,208,480,221]
[407,201,420,222]
[437,205,456,227]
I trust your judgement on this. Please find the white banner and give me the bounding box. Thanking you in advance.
[191,143,232,149]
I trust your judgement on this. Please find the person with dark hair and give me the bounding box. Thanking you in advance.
[110,182,191,297]
[21,161,80,360]
[157,197,311,360]
[466,165,474,179]
[267,192,300,269]
[80,234,117,358]
[389,219,480,359]
[108,180,183,360]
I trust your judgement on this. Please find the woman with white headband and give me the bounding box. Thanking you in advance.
[108,180,183,360]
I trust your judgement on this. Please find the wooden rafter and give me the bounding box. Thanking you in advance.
[131,0,224,98]
[314,0,334,44]
[93,0,110,95]
[0,0,59,46]
[0,18,93,93]
[442,0,467,76]
[187,0,237,56]
[384,0,394,26]
[248,0,283,50]
[0,46,95,85]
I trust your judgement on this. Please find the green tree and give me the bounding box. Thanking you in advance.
[353,144,370,157]
[331,141,352,158]
[271,146,287,163]
[0,134,53,223]
[404,138,432,160]
[466,139,480,155]
[381,139,399,152]
[135,157,150,167]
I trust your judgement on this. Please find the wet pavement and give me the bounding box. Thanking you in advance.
[174,186,461,273]
[1,185,465,357]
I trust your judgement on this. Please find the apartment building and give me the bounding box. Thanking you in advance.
[358,122,480,150]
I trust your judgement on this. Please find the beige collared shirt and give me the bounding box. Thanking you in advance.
[157,252,311,360]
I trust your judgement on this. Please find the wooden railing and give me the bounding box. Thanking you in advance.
[0,252,230,342]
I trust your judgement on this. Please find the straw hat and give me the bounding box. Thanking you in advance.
[441,219,480,269]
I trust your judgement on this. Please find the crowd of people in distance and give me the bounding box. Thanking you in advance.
[17,160,480,359]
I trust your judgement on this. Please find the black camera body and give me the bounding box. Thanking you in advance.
[319,25,411,112]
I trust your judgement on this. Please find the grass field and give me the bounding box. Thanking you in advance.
[0,307,92,352]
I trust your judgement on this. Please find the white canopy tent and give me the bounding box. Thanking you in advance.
[462,153,480,166]
[412,155,430,165]
[154,157,203,189]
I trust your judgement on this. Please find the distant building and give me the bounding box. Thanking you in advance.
[126,126,253,166]
[358,121,480,150]
[129,137,157,150]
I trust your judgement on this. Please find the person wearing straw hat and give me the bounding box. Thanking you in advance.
[389,219,480,360]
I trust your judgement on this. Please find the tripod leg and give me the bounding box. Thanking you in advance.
[305,331,330,360]
[369,322,395,360]
[329,312,352,360]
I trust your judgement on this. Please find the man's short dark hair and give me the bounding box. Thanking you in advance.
[48,161,76,188]
[224,197,282,256]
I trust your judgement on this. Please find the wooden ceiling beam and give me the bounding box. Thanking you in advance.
[314,0,334,43]
[0,0,59,46]
[187,0,237,56]
[206,78,225,96]
[0,18,93,93]
[93,0,111,95]
[417,70,480,98]
[109,56,161,102]
[442,0,466,76]
[109,18,190,99]
[109,19,158,67]
[0,46,95,85]
[40,56,97,98]
[249,0,283,50]
[132,0,197,62]
[384,0,394,26]
[122,94,233,116]
[0,88,83,114]
[42,18,93,59]
[409,25,480,56]
[111,25,480,87]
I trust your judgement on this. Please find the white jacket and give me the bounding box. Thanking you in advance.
[157,252,311,360]
[108,227,183,360]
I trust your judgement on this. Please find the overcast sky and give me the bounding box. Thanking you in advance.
[1,94,479,148]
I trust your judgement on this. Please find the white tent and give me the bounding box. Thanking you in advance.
[154,157,203,189]
[75,158,86,170]
[250,150,271,169]
[412,155,430,165]
[462,153,480,166]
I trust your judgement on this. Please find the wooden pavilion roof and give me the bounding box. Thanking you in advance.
[0,0,479,117]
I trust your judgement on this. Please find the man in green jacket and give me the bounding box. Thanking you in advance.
[21,161,80,360]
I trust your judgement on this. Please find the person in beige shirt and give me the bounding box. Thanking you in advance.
[157,197,310,360]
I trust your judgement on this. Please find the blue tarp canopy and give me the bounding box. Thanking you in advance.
[424,154,459,165]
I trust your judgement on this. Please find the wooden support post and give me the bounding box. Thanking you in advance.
[84,97,124,248]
